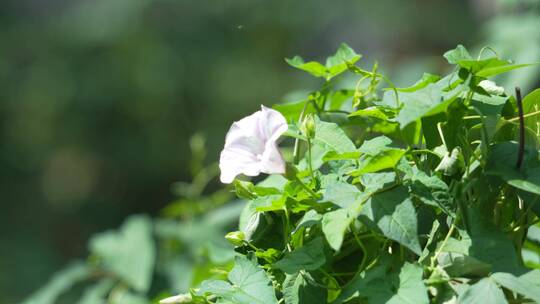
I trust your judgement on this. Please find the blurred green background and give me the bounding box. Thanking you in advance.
[1,0,539,302]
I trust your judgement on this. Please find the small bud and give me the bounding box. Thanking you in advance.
[300,114,316,139]
[225,231,245,246]
[284,163,299,180]
[233,180,256,200]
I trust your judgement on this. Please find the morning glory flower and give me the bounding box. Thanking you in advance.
[219,105,288,184]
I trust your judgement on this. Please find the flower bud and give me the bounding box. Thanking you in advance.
[225,231,245,246]
[233,180,255,200]
[301,114,316,139]
[284,163,299,180]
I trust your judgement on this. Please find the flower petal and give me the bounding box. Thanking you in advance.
[259,105,288,142]
[260,141,286,175]
[224,111,265,149]
[219,147,261,183]
[218,105,288,183]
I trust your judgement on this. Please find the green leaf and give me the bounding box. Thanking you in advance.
[324,274,341,303]
[292,210,322,234]
[286,43,361,80]
[444,45,472,64]
[322,209,353,251]
[253,194,286,212]
[459,278,507,304]
[360,172,396,192]
[359,187,422,255]
[313,117,356,153]
[349,149,406,176]
[396,73,441,93]
[520,269,540,289]
[322,180,364,209]
[486,142,540,195]
[257,174,288,189]
[395,82,461,129]
[349,107,389,120]
[325,43,361,74]
[23,262,90,304]
[110,291,149,304]
[285,57,328,78]
[199,256,277,304]
[274,99,316,122]
[522,88,540,137]
[329,89,355,110]
[448,53,538,77]
[298,142,330,171]
[274,237,326,274]
[228,256,278,303]
[404,166,452,214]
[492,272,540,303]
[283,272,327,304]
[77,279,115,304]
[441,254,491,277]
[458,58,509,74]
[255,248,281,264]
[333,261,388,303]
[388,263,429,304]
[322,151,361,162]
[239,201,261,241]
[471,93,507,116]
[357,136,393,156]
[466,208,523,274]
[200,280,234,295]
[334,262,428,304]
[89,215,155,292]
[233,180,281,199]
[476,62,538,77]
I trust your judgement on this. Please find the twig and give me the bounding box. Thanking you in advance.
[515,87,525,170]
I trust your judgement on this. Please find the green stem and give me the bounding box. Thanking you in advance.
[430,223,456,269]
[294,176,320,199]
[307,138,314,180]
[353,231,369,272]
[323,109,351,115]
[282,207,292,252]
[243,241,260,252]
[508,109,540,122]
[465,110,540,122]
[293,101,310,164]
[437,122,448,149]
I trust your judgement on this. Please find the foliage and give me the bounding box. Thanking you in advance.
[23,136,241,304]
[27,43,540,303]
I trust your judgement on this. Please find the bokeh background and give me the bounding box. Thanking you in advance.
[1,0,540,302]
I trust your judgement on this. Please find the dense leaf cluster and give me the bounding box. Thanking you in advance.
[194,44,540,304]
[26,44,540,303]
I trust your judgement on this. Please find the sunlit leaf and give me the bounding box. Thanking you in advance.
[89,215,155,292]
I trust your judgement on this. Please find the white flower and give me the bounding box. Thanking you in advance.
[219,105,288,184]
